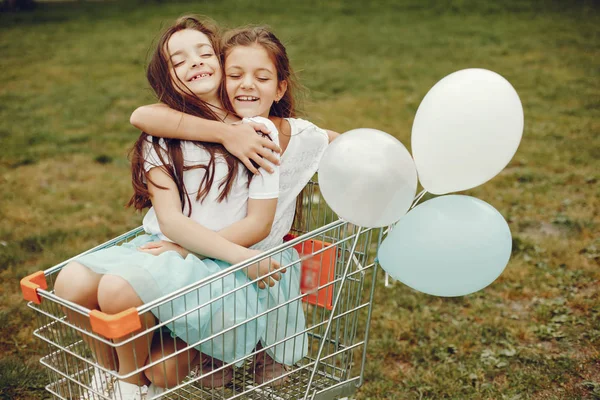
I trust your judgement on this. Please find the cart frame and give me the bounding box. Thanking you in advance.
[21,180,382,400]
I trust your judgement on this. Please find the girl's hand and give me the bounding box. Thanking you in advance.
[138,240,189,258]
[223,123,281,175]
[243,249,286,289]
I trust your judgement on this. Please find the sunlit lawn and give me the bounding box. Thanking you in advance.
[1,1,598,399]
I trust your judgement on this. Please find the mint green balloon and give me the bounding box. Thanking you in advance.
[377,195,512,297]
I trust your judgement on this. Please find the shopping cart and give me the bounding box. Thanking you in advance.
[21,180,383,400]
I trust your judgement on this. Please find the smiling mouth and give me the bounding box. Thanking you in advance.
[235,96,259,102]
[189,73,211,81]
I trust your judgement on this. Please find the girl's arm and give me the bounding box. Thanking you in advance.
[147,166,249,263]
[325,129,340,143]
[141,116,279,260]
[140,198,276,257]
[147,166,281,287]
[218,198,277,247]
[140,198,275,256]
[130,104,280,174]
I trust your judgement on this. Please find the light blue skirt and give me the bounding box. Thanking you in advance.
[76,233,307,366]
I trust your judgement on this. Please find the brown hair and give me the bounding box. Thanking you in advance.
[127,15,250,213]
[222,26,307,230]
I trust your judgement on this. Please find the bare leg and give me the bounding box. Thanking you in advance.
[54,262,118,370]
[144,332,201,389]
[144,333,232,389]
[97,275,156,385]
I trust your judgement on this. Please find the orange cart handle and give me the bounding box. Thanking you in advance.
[20,271,48,304]
[89,308,142,339]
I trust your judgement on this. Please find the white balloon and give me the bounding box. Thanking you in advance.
[412,68,524,195]
[318,128,417,228]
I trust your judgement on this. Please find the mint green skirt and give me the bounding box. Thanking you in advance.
[76,233,307,366]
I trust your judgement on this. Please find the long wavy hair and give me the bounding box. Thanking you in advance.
[127,16,251,214]
[222,26,307,231]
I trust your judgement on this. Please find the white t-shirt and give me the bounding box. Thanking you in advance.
[253,118,329,251]
[142,117,279,241]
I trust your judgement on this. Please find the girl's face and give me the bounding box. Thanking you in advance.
[166,29,222,101]
[225,43,287,118]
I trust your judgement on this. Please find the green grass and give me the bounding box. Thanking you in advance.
[1,0,599,398]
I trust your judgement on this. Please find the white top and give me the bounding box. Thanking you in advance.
[253,118,329,250]
[142,117,279,241]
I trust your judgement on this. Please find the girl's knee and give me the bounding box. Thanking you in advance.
[97,275,142,314]
[54,262,100,309]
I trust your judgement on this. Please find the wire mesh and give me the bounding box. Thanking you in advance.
[27,180,382,400]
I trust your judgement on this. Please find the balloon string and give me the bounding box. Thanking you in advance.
[383,189,428,287]
[411,189,428,210]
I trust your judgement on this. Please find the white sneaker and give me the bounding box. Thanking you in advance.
[81,367,116,399]
[146,384,165,399]
[112,380,148,400]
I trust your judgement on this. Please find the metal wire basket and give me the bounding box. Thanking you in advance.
[21,180,382,400]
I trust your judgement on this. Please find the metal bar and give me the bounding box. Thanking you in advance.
[141,302,372,377]
[34,219,349,311]
[43,226,144,276]
[34,259,375,358]
[311,375,361,400]
[304,226,363,399]
[137,219,348,313]
[133,263,374,348]
[40,358,112,400]
[221,341,366,400]
[359,232,382,386]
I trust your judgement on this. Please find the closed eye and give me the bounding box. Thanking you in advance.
[227,74,241,79]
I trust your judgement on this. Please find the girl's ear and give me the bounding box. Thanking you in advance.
[276,80,288,101]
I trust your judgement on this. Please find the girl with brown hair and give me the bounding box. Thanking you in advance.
[54,16,285,399]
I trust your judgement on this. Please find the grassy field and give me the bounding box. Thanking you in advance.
[1,0,599,399]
